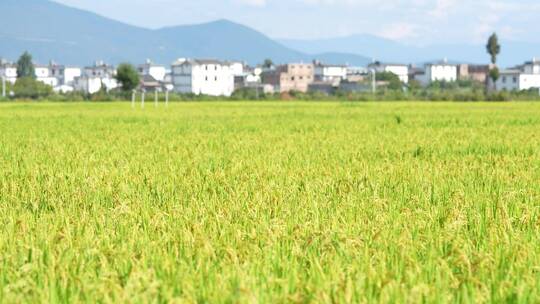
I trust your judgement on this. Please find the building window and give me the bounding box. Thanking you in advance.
[513,77,517,83]
[502,76,506,83]
[291,77,295,81]
[299,76,303,80]
[205,66,208,71]
[215,76,218,81]
[205,76,208,81]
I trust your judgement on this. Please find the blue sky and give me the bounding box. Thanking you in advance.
[53,0,540,44]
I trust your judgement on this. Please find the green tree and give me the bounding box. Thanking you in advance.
[486,33,501,64]
[376,71,402,91]
[486,33,501,90]
[16,51,35,79]
[115,63,140,91]
[489,67,500,86]
[408,80,422,92]
[263,59,274,69]
[13,77,52,99]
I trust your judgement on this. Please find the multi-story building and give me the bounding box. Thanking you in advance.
[138,59,167,82]
[49,62,81,86]
[234,65,262,91]
[417,59,458,85]
[229,62,245,77]
[74,61,118,94]
[346,66,368,82]
[171,58,235,96]
[496,58,540,91]
[457,64,492,83]
[261,63,314,93]
[34,64,59,87]
[0,59,17,84]
[83,61,115,78]
[368,62,409,83]
[313,61,347,84]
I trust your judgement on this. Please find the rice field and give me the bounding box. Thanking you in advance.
[1,101,540,303]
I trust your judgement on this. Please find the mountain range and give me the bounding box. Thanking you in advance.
[0,0,538,68]
[0,0,369,66]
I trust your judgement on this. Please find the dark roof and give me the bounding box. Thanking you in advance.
[368,62,408,67]
[140,75,161,89]
[499,69,521,75]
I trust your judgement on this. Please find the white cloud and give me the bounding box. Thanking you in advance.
[428,0,458,18]
[52,0,540,44]
[235,0,267,7]
[379,23,419,40]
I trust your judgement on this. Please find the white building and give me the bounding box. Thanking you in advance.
[228,62,245,77]
[74,77,103,94]
[368,62,409,83]
[49,63,81,86]
[74,61,118,94]
[497,58,540,91]
[0,59,17,84]
[83,61,116,78]
[138,59,167,82]
[171,58,235,96]
[34,64,59,87]
[314,61,348,84]
[418,59,458,85]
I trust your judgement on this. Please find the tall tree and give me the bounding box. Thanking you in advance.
[115,63,140,91]
[486,33,501,90]
[486,33,501,64]
[263,59,274,69]
[16,51,35,79]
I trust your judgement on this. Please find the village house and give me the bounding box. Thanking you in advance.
[346,66,368,82]
[261,63,314,93]
[171,58,235,97]
[34,64,59,87]
[417,59,458,85]
[368,62,409,83]
[138,59,167,82]
[307,61,348,95]
[47,62,82,92]
[49,62,81,85]
[496,58,540,91]
[234,65,263,91]
[313,61,348,84]
[139,75,162,92]
[228,62,245,77]
[74,61,118,94]
[457,64,492,83]
[0,59,17,84]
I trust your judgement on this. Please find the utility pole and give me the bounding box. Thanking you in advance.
[370,68,377,94]
[131,90,136,109]
[141,89,145,109]
[1,76,6,98]
[256,84,259,100]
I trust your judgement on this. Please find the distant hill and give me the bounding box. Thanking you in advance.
[280,35,540,68]
[0,0,370,66]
